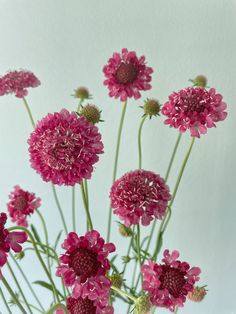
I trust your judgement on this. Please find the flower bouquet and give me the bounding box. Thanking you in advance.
[0,48,227,314]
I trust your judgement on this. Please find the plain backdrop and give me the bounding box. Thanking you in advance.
[0,1,236,313]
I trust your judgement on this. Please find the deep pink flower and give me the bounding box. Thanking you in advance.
[141,250,201,312]
[0,70,40,98]
[56,231,115,302]
[162,87,227,138]
[103,48,153,101]
[110,170,171,226]
[7,185,41,227]
[0,212,27,278]
[28,109,104,186]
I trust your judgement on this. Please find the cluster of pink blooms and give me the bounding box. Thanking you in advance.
[28,109,104,186]
[103,48,153,101]
[56,230,115,313]
[141,250,201,312]
[0,70,40,98]
[7,185,41,227]
[110,169,171,226]
[0,212,27,278]
[162,86,227,138]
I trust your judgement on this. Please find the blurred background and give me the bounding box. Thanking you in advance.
[0,0,236,313]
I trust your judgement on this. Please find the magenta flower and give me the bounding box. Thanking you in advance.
[0,70,40,98]
[56,231,115,302]
[28,109,104,186]
[162,87,227,138]
[103,48,153,101]
[0,212,27,278]
[7,185,41,227]
[141,250,201,312]
[110,170,171,226]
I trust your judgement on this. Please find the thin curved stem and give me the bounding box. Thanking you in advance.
[122,238,132,274]
[138,115,147,169]
[111,285,137,303]
[136,224,142,267]
[72,186,76,231]
[22,97,35,128]
[1,276,27,314]
[18,300,43,313]
[46,303,68,314]
[0,286,12,314]
[81,180,93,230]
[51,184,68,234]
[107,101,127,242]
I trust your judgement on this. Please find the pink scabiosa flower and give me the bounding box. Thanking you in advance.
[103,48,153,101]
[7,185,41,227]
[141,250,201,312]
[28,109,104,186]
[0,70,40,98]
[0,212,27,278]
[110,170,171,226]
[56,231,115,302]
[162,86,227,138]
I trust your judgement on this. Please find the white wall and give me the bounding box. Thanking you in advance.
[0,1,235,313]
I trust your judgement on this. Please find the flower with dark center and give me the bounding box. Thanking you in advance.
[141,250,201,312]
[103,48,153,101]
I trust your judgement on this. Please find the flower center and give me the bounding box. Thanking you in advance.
[69,247,101,279]
[14,196,28,211]
[183,95,205,114]
[67,297,96,314]
[115,62,138,84]
[159,266,186,298]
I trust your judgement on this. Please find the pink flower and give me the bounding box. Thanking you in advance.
[56,231,115,302]
[0,212,27,278]
[110,170,171,226]
[65,296,114,314]
[0,70,40,98]
[103,48,153,101]
[162,87,227,138]
[7,185,41,227]
[141,250,201,312]
[28,109,104,186]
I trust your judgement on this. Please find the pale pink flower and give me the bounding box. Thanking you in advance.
[56,231,115,302]
[162,87,227,138]
[141,250,201,312]
[7,185,41,227]
[0,70,40,98]
[28,109,104,186]
[103,48,153,101]
[110,170,171,226]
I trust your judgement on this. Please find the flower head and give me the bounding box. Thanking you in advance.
[56,230,115,302]
[73,87,91,100]
[65,296,114,314]
[110,170,171,226]
[0,212,27,277]
[141,250,201,312]
[79,105,102,124]
[7,185,41,227]
[0,70,40,98]
[103,48,153,101]
[188,286,207,302]
[28,109,104,186]
[143,99,161,118]
[162,87,227,138]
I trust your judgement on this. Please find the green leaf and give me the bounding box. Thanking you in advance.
[30,224,45,252]
[33,281,64,299]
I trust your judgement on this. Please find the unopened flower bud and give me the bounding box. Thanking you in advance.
[143,99,161,117]
[188,286,207,302]
[191,75,207,88]
[80,104,101,124]
[134,296,152,314]
[109,274,123,289]
[119,224,133,237]
[73,87,91,100]
[15,251,25,260]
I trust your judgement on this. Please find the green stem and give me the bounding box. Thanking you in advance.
[72,186,76,231]
[136,224,142,267]
[122,238,132,274]
[81,180,93,230]
[8,226,60,303]
[131,260,138,288]
[111,285,137,303]
[1,276,27,314]
[22,97,35,128]
[46,303,68,314]
[51,184,68,234]
[10,253,45,311]
[0,286,12,314]
[174,306,179,314]
[76,99,83,113]
[107,101,127,242]
[7,262,33,314]
[18,299,43,313]
[138,115,147,169]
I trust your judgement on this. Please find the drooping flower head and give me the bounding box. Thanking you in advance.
[0,70,40,98]
[162,86,227,138]
[28,109,104,186]
[7,185,41,227]
[110,170,171,226]
[56,230,115,302]
[103,48,153,101]
[141,250,201,312]
[0,212,27,278]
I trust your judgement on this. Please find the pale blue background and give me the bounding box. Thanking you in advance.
[0,0,236,313]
